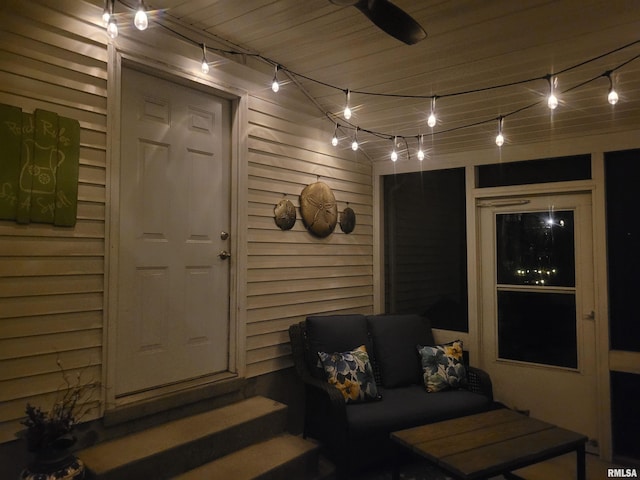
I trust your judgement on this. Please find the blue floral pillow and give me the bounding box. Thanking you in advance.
[318,345,380,403]
[417,340,468,393]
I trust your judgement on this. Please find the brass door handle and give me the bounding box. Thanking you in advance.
[218,250,231,260]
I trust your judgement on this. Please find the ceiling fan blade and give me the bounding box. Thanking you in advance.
[356,0,427,45]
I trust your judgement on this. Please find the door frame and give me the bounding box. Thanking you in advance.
[472,176,610,458]
[103,45,249,409]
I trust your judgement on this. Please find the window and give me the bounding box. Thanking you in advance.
[383,168,468,332]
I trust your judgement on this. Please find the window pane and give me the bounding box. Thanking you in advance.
[383,168,468,332]
[497,291,577,369]
[476,155,591,188]
[496,211,575,287]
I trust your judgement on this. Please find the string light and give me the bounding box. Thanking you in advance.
[271,65,280,93]
[99,4,639,158]
[605,72,619,105]
[343,89,352,120]
[201,43,210,74]
[417,135,425,161]
[390,136,398,162]
[495,116,505,147]
[107,16,118,39]
[102,0,111,26]
[547,75,559,109]
[134,0,148,31]
[427,96,437,128]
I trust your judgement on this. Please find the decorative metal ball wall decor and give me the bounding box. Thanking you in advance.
[340,206,356,234]
[274,198,296,230]
[299,181,337,238]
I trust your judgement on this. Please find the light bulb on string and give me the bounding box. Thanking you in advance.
[427,96,437,128]
[200,44,210,74]
[343,89,352,120]
[331,123,339,147]
[134,0,148,30]
[107,16,118,39]
[390,136,398,162]
[102,0,111,26]
[351,128,358,151]
[547,75,558,110]
[417,135,425,161]
[606,72,619,105]
[495,116,505,147]
[271,65,280,93]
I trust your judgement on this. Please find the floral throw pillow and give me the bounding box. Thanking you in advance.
[318,345,380,403]
[417,340,468,393]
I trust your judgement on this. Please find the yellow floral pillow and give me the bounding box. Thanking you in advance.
[318,345,380,403]
[417,340,468,393]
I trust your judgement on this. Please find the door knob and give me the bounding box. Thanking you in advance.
[218,250,231,260]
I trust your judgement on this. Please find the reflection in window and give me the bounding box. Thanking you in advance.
[496,211,575,287]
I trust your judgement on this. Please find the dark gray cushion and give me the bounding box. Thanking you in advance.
[367,314,435,387]
[306,314,372,358]
[346,385,491,438]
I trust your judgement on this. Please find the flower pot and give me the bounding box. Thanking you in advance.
[20,448,85,480]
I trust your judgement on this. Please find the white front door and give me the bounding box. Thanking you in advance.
[478,192,598,443]
[115,67,232,396]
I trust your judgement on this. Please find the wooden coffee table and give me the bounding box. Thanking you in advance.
[391,408,587,480]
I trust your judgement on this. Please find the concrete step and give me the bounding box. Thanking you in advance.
[174,434,323,480]
[79,396,287,480]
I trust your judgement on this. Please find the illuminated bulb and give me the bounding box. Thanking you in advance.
[547,75,558,109]
[390,137,398,162]
[271,65,280,92]
[417,134,425,161]
[200,44,209,74]
[351,139,358,151]
[134,2,148,31]
[605,72,619,105]
[102,6,111,26]
[331,135,338,147]
[495,117,504,147]
[427,113,436,128]
[427,96,437,128]
[343,89,352,120]
[107,17,118,39]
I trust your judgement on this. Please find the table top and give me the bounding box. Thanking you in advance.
[391,408,587,479]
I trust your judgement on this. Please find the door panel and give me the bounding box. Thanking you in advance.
[116,68,231,396]
[478,193,598,442]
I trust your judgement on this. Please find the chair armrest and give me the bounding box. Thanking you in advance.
[288,323,347,418]
[467,366,493,402]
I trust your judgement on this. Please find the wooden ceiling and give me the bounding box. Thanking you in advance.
[130,0,640,162]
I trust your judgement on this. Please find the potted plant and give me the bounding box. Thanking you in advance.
[18,361,96,480]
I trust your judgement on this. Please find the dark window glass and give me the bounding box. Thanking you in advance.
[497,291,577,369]
[383,168,468,332]
[611,371,640,462]
[606,149,640,352]
[476,155,591,188]
[496,211,575,287]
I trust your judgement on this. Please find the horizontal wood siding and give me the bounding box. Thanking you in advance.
[0,1,107,442]
[245,97,374,377]
[0,0,375,443]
